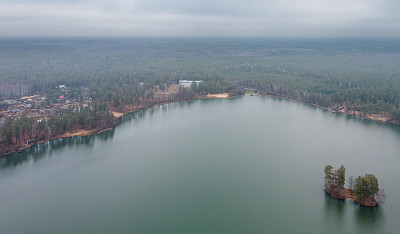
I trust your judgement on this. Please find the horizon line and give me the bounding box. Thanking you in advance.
[1,36,400,40]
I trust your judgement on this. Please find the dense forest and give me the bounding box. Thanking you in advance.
[0,102,114,153]
[1,38,400,156]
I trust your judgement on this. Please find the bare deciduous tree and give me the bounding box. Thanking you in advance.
[374,189,386,205]
[348,175,355,191]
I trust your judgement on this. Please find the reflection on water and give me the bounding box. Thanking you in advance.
[355,205,385,233]
[0,95,399,233]
[339,111,400,134]
[3,96,400,171]
[118,109,146,128]
[119,97,244,129]
[0,135,96,169]
[260,95,400,136]
[1,100,207,169]
[324,194,345,225]
[323,193,386,233]
[118,100,200,127]
[97,128,115,141]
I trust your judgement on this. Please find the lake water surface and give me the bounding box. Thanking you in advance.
[1,95,400,233]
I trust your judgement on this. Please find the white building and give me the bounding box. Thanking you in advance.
[179,80,203,88]
[1,100,14,104]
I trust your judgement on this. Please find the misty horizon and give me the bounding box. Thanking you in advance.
[1,0,399,38]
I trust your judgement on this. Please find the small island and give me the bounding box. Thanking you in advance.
[324,165,385,207]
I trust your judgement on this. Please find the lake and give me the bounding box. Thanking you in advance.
[1,95,399,233]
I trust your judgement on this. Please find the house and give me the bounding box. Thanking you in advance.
[179,80,203,88]
[20,103,32,109]
[1,100,14,104]
[8,109,25,116]
[57,84,66,89]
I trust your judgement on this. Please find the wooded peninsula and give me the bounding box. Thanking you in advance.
[1,38,400,157]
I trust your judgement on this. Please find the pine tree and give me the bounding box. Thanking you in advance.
[324,165,334,192]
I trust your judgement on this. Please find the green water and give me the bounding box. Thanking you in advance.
[1,96,399,233]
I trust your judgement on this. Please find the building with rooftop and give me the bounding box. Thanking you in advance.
[179,80,203,88]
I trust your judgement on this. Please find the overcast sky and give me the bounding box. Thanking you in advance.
[0,0,399,37]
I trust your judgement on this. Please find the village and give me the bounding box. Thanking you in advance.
[0,85,91,128]
[0,81,206,129]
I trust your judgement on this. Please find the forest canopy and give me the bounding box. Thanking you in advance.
[1,38,399,121]
[1,38,400,156]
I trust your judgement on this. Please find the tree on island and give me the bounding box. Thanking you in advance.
[354,174,385,205]
[324,165,385,207]
[374,189,386,205]
[324,164,345,195]
[324,165,334,193]
[335,165,346,189]
[348,175,355,191]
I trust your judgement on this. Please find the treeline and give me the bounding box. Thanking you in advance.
[2,38,400,122]
[1,38,400,132]
[242,80,400,123]
[191,80,236,95]
[0,83,31,99]
[0,102,114,155]
[0,79,240,157]
[90,83,195,112]
[88,78,237,112]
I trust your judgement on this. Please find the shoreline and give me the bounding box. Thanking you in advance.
[1,91,398,158]
[0,93,233,158]
[254,92,398,126]
[2,127,115,158]
[112,93,232,119]
[324,187,378,207]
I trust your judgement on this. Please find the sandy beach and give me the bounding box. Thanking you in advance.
[112,111,124,118]
[205,93,229,99]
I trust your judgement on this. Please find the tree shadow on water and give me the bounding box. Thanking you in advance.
[324,194,346,225]
[96,128,115,141]
[118,109,147,127]
[0,136,95,169]
[354,205,384,233]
